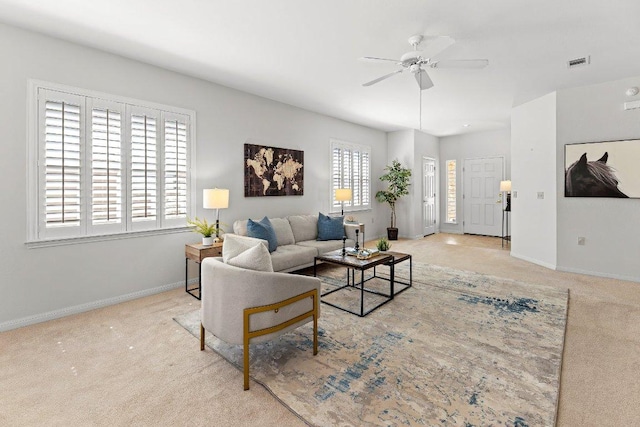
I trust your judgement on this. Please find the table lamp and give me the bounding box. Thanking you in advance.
[203,188,229,241]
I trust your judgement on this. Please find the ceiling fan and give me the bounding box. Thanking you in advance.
[361,34,488,90]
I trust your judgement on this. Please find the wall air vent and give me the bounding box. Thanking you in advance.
[567,56,591,68]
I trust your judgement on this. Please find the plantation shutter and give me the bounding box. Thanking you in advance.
[330,140,371,213]
[164,114,189,222]
[130,109,158,228]
[90,102,124,231]
[39,90,85,239]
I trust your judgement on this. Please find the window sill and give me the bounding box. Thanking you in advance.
[26,226,192,249]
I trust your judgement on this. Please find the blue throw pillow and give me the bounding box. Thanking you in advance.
[247,217,278,252]
[317,212,344,241]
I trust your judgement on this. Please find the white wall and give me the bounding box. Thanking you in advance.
[413,131,439,238]
[556,77,640,281]
[439,129,511,234]
[385,130,439,239]
[510,92,558,268]
[0,23,388,330]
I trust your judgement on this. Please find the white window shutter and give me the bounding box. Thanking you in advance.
[329,139,371,213]
[163,113,189,224]
[89,100,125,233]
[38,89,85,239]
[129,108,159,230]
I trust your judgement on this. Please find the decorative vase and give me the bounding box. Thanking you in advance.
[387,227,398,241]
[202,236,214,246]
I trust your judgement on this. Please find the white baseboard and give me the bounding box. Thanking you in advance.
[556,266,640,283]
[510,252,558,270]
[0,279,196,332]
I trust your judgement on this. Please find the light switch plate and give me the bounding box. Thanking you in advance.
[537,192,544,199]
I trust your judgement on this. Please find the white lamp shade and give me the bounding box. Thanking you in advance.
[500,180,512,192]
[203,188,229,209]
[335,188,352,202]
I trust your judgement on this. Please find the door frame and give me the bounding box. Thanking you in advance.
[461,156,505,235]
[422,156,437,236]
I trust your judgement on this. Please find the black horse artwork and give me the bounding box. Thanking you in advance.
[565,152,628,197]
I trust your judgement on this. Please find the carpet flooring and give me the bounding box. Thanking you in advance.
[175,262,568,426]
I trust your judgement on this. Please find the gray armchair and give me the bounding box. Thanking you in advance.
[200,257,321,390]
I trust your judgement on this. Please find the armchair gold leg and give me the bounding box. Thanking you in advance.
[200,323,205,351]
[313,294,318,356]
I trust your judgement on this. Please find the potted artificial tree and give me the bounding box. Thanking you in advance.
[375,160,412,240]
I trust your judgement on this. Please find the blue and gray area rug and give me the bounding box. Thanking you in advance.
[174,262,568,426]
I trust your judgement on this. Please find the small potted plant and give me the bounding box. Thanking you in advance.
[187,217,222,246]
[376,237,391,252]
[375,160,412,240]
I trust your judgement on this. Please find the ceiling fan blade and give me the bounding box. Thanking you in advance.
[360,56,401,64]
[420,36,455,59]
[362,69,404,87]
[414,69,434,90]
[431,59,489,69]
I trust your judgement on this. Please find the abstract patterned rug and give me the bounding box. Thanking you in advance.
[174,262,568,426]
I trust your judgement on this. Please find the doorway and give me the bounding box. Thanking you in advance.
[462,157,504,236]
[422,157,436,236]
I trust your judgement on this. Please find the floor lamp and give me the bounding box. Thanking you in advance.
[203,188,229,242]
[335,188,352,216]
[500,180,511,248]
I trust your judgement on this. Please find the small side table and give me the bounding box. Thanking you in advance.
[185,242,223,300]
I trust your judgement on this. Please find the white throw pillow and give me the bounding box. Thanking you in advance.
[223,234,266,263]
[226,243,274,272]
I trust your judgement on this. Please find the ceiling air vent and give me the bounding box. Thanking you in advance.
[567,56,591,69]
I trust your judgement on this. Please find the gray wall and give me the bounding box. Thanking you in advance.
[556,77,640,281]
[439,129,511,234]
[0,23,388,330]
[511,77,640,282]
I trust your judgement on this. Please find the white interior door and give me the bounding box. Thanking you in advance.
[422,157,436,236]
[463,157,503,236]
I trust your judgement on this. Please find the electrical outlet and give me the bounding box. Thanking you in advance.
[577,237,585,245]
[513,191,517,198]
[371,217,374,223]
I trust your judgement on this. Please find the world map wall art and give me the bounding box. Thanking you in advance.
[244,143,304,197]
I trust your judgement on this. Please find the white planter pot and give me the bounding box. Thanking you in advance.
[202,236,214,246]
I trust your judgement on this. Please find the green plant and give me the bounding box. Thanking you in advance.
[187,217,222,237]
[376,237,391,251]
[375,159,412,228]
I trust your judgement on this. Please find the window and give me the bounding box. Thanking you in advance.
[445,160,456,223]
[29,82,195,243]
[330,139,371,213]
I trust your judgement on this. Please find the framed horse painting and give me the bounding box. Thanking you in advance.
[565,139,640,198]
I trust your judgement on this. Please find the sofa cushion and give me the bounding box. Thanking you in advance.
[268,217,296,246]
[270,244,317,272]
[317,212,344,241]
[226,243,274,272]
[288,214,318,242]
[247,217,278,252]
[297,239,354,256]
[233,219,249,236]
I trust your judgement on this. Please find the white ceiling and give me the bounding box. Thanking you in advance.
[2,0,640,136]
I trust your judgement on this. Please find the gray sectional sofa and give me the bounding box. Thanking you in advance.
[228,214,358,272]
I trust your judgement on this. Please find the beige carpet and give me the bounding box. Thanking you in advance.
[1,234,639,426]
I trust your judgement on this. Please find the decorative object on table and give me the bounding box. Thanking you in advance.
[354,229,360,251]
[376,237,391,251]
[175,261,568,426]
[335,188,352,215]
[344,215,357,224]
[375,159,412,240]
[564,139,639,198]
[500,180,512,212]
[356,248,379,260]
[187,217,223,246]
[244,143,304,197]
[203,188,229,242]
[342,236,346,257]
